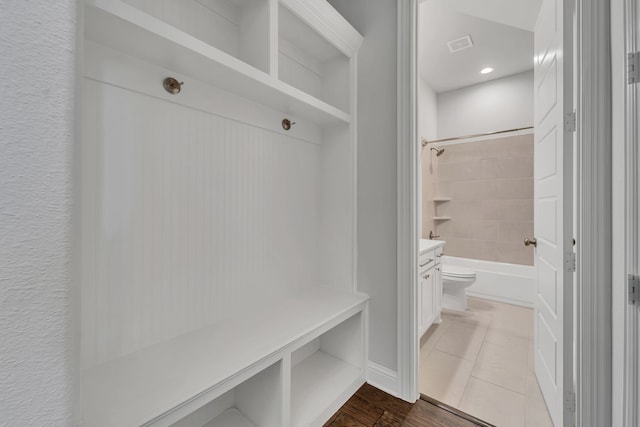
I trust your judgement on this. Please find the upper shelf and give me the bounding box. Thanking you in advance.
[84,0,353,126]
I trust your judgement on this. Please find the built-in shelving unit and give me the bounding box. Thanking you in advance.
[84,0,353,126]
[79,0,365,425]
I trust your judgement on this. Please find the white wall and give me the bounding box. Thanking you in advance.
[0,2,77,425]
[328,0,398,372]
[437,70,534,139]
[418,78,438,141]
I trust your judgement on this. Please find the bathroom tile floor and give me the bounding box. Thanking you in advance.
[419,297,553,427]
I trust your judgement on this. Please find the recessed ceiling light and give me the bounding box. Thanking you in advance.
[480,67,494,74]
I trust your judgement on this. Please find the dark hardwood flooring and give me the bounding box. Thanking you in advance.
[324,383,492,427]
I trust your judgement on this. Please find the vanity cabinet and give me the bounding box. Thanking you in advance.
[419,268,435,333]
[418,241,444,337]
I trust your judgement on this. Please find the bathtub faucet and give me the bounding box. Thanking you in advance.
[429,230,440,240]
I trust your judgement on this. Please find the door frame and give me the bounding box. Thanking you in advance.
[612,0,639,425]
[396,1,613,425]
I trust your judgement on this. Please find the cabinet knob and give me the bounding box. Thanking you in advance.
[423,274,430,279]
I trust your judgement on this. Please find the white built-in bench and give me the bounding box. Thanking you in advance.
[81,288,368,427]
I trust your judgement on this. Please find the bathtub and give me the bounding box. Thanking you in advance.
[442,256,535,308]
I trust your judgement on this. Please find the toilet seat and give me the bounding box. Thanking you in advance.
[442,265,476,279]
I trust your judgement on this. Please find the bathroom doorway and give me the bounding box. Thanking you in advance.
[416,0,552,425]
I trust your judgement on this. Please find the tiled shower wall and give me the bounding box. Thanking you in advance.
[424,134,534,266]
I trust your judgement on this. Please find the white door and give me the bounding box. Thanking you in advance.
[532,0,574,425]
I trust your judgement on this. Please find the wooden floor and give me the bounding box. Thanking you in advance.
[324,383,491,427]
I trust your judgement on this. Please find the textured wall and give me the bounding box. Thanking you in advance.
[327,0,398,371]
[0,2,77,425]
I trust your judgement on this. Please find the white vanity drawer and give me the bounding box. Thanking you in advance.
[435,246,444,261]
[419,250,436,271]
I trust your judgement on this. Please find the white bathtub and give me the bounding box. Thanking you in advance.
[442,256,535,308]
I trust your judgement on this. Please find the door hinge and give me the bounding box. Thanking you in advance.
[564,111,576,132]
[564,390,576,413]
[629,52,640,84]
[565,252,576,273]
[629,274,640,305]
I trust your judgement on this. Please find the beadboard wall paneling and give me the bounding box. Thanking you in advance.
[319,125,354,290]
[81,78,321,369]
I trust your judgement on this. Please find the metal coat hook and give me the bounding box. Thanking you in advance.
[163,77,184,95]
[282,118,296,131]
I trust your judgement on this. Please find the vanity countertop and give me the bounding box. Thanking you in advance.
[419,239,445,255]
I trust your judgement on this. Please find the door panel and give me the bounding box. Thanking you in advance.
[533,0,574,425]
[538,257,558,313]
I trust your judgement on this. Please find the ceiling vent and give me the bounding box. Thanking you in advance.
[447,35,474,53]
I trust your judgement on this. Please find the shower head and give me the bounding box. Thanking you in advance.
[430,146,445,156]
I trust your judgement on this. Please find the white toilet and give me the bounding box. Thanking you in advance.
[441,264,477,311]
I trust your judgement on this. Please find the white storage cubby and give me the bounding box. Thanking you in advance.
[79,0,365,425]
[278,3,350,113]
[291,312,364,427]
[120,0,271,73]
[173,362,282,427]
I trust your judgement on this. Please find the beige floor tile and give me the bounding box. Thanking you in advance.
[442,308,492,329]
[490,306,533,339]
[525,374,553,427]
[420,297,545,427]
[472,341,529,394]
[484,327,530,350]
[526,373,544,399]
[467,297,497,313]
[419,350,475,408]
[528,339,535,373]
[420,317,453,358]
[459,377,526,427]
[435,321,487,361]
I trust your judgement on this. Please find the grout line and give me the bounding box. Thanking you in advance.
[468,373,527,397]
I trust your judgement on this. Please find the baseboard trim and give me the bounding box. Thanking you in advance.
[367,361,400,398]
